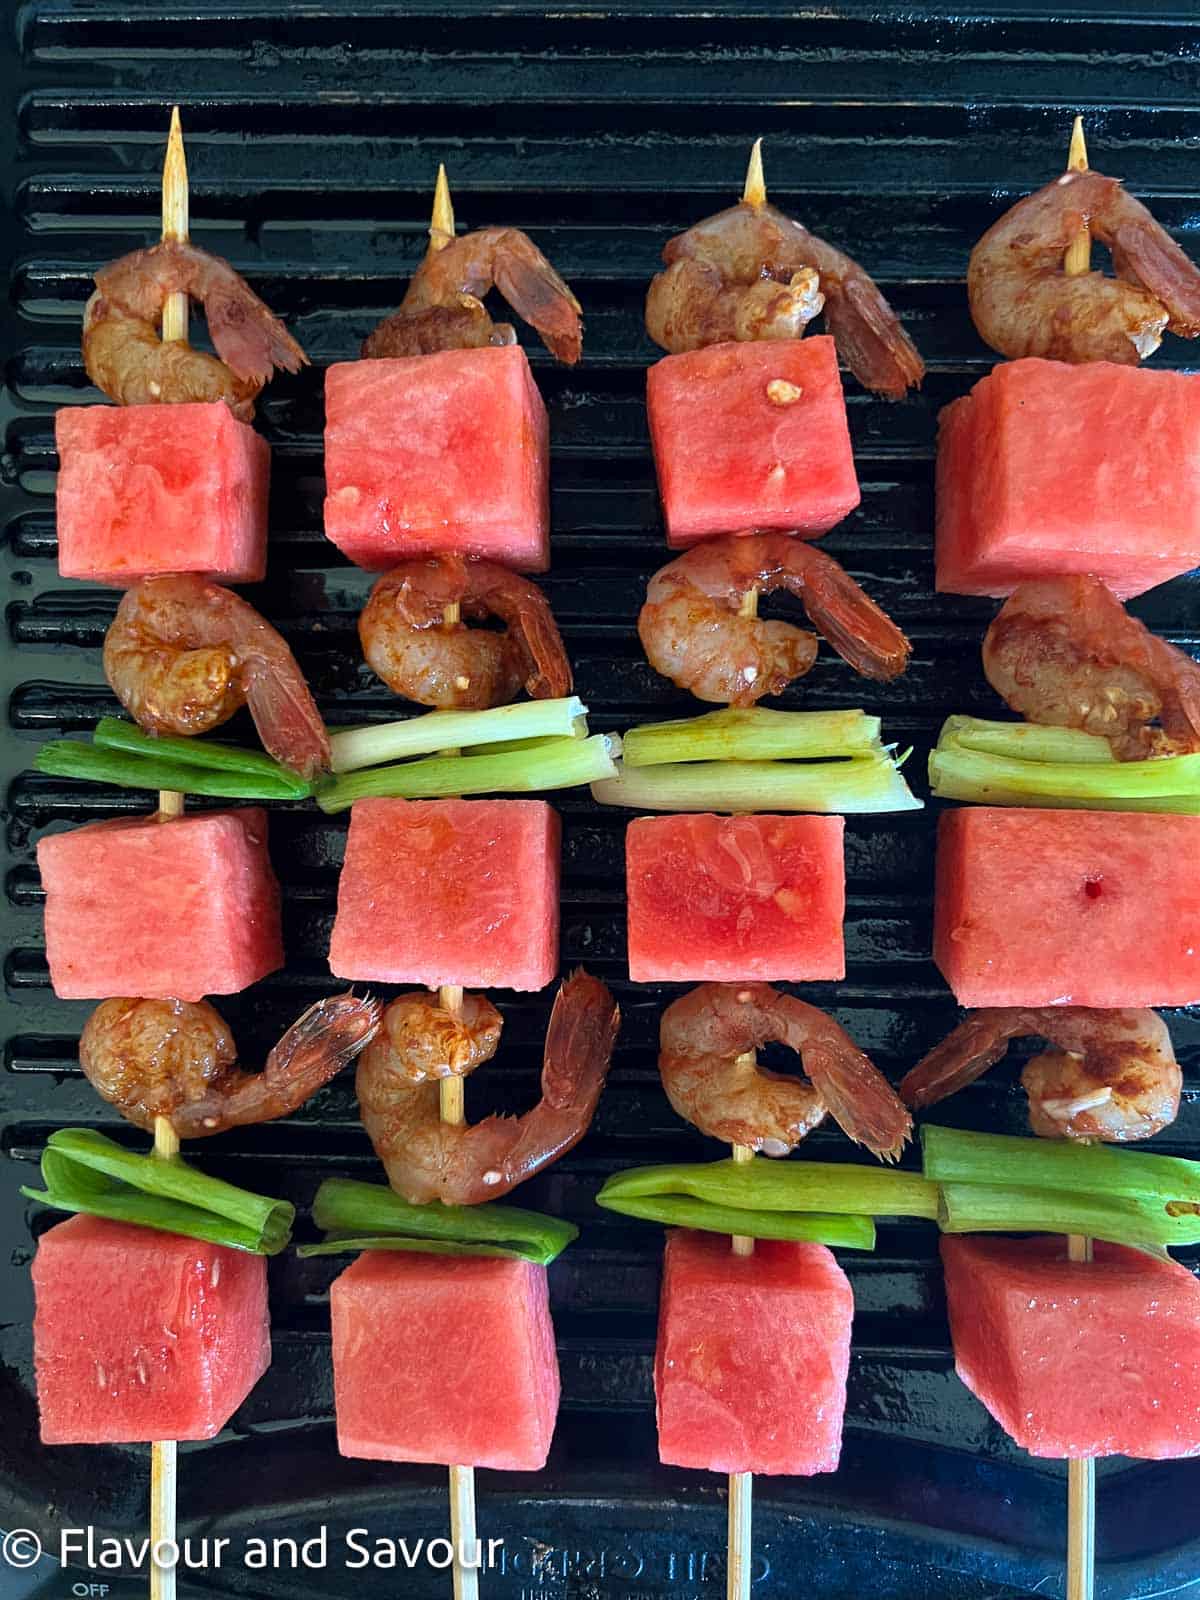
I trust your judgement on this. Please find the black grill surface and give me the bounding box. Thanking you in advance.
[2,6,1200,1598]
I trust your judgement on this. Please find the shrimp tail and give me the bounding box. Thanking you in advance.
[205,286,309,386]
[540,968,621,1111]
[793,545,912,681]
[825,274,926,401]
[1112,220,1200,338]
[244,663,333,781]
[803,1041,912,1162]
[898,1012,1022,1109]
[493,247,583,365]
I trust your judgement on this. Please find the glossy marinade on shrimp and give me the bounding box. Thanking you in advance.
[659,982,912,1162]
[357,969,620,1204]
[968,168,1200,364]
[646,199,925,399]
[103,574,331,780]
[85,239,308,419]
[638,531,911,705]
[900,1007,1181,1143]
[79,992,383,1139]
[358,554,573,709]
[983,575,1200,759]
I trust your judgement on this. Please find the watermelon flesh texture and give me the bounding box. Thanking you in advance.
[37,808,283,1001]
[626,813,845,982]
[32,1214,270,1444]
[655,1230,853,1476]
[936,358,1200,600]
[331,1251,560,1470]
[329,796,559,991]
[935,806,1200,1008]
[55,403,269,585]
[647,336,860,548]
[943,1235,1200,1459]
[323,347,550,571]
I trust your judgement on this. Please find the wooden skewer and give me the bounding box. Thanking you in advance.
[150,1114,180,1600]
[158,106,190,821]
[1061,116,1096,1600]
[742,137,766,210]
[726,1135,754,1600]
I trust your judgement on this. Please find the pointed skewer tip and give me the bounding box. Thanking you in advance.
[1068,115,1089,174]
[430,163,456,252]
[742,137,766,209]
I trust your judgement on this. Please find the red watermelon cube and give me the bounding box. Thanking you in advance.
[323,348,550,571]
[38,808,283,1001]
[943,1235,1200,1459]
[647,336,860,548]
[55,403,269,585]
[655,1230,853,1476]
[329,797,559,990]
[331,1251,560,1470]
[626,813,845,983]
[32,1214,270,1444]
[936,359,1200,600]
[934,807,1200,1008]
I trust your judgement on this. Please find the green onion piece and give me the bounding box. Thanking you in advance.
[938,1182,1200,1251]
[304,1177,577,1265]
[598,1159,940,1219]
[329,698,588,773]
[35,742,309,802]
[596,1190,876,1248]
[592,754,922,815]
[623,707,884,767]
[297,1236,551,1262]
[316,733,620,814]
[20,1128,294,1254]
[92,717,310,790]
[938,716,1117,765]
[921,1125,1200,1207]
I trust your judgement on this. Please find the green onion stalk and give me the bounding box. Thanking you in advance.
[622,707,886,767]
[329,697,589,773]
[592,751,921,814]
[35,718,315,801]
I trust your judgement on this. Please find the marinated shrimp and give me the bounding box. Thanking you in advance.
[79,992,383,1140]
[84,240,307,420]
[104,575,331,780]
[983,575,1200,759]
[363,228,583,364]
[968,169,1200,364]
[900,1007,1181,1142]
[638,532,911,706]
[659,982,912,1162]
[646,200,925,399]
[357,970,620,1204]
[358,555,573,709]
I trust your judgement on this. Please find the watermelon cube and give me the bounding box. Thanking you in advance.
[647,336,860,548]
[626,813,845,983]
[329,797,559,991]
[943,1235,1200,1459]
[55,403,269,585]
[32,1214,269,1444]
[38,808,283,1002]
[331,1251,560,1470]
[323,348,550,571]
[655,1230,853,1476]
[936,358,1200,600]
[934,807,1200,1008]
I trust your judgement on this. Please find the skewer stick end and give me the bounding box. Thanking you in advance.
[742,138,766,209]
[162,106,189,244]
[438,985,466,1126]
[1068,115,1089,174]
[431,163,456,253]
[153,1115,180,1161]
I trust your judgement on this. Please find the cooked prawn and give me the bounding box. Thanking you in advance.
[84,240,307,421]
[646,200,925,399]
[358,555,573,710]
[900,1007,1180,1143]
[983,575,1200,759]
[659,982,912,1162]
[638,532,911,706]
[104,574,331,780]
[968,169,1200,364]
[363,228,582,364]
[357,969,619,1204]
[79,992,383,1140]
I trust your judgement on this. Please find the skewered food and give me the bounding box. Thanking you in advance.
[637,531,911,706]
[329,797,560,991]
[626,813,845,983]
[658,982,911,1161]
[934,807,1200,1008]
[80,992,383,1139]
[359,553,572,709]
[358,969,619,1203]
[38,809,283,1002]
[104,574,331,780]
[901,1007,1181,1142]
[656,1231,853,1475]
[983,574,1200,759]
